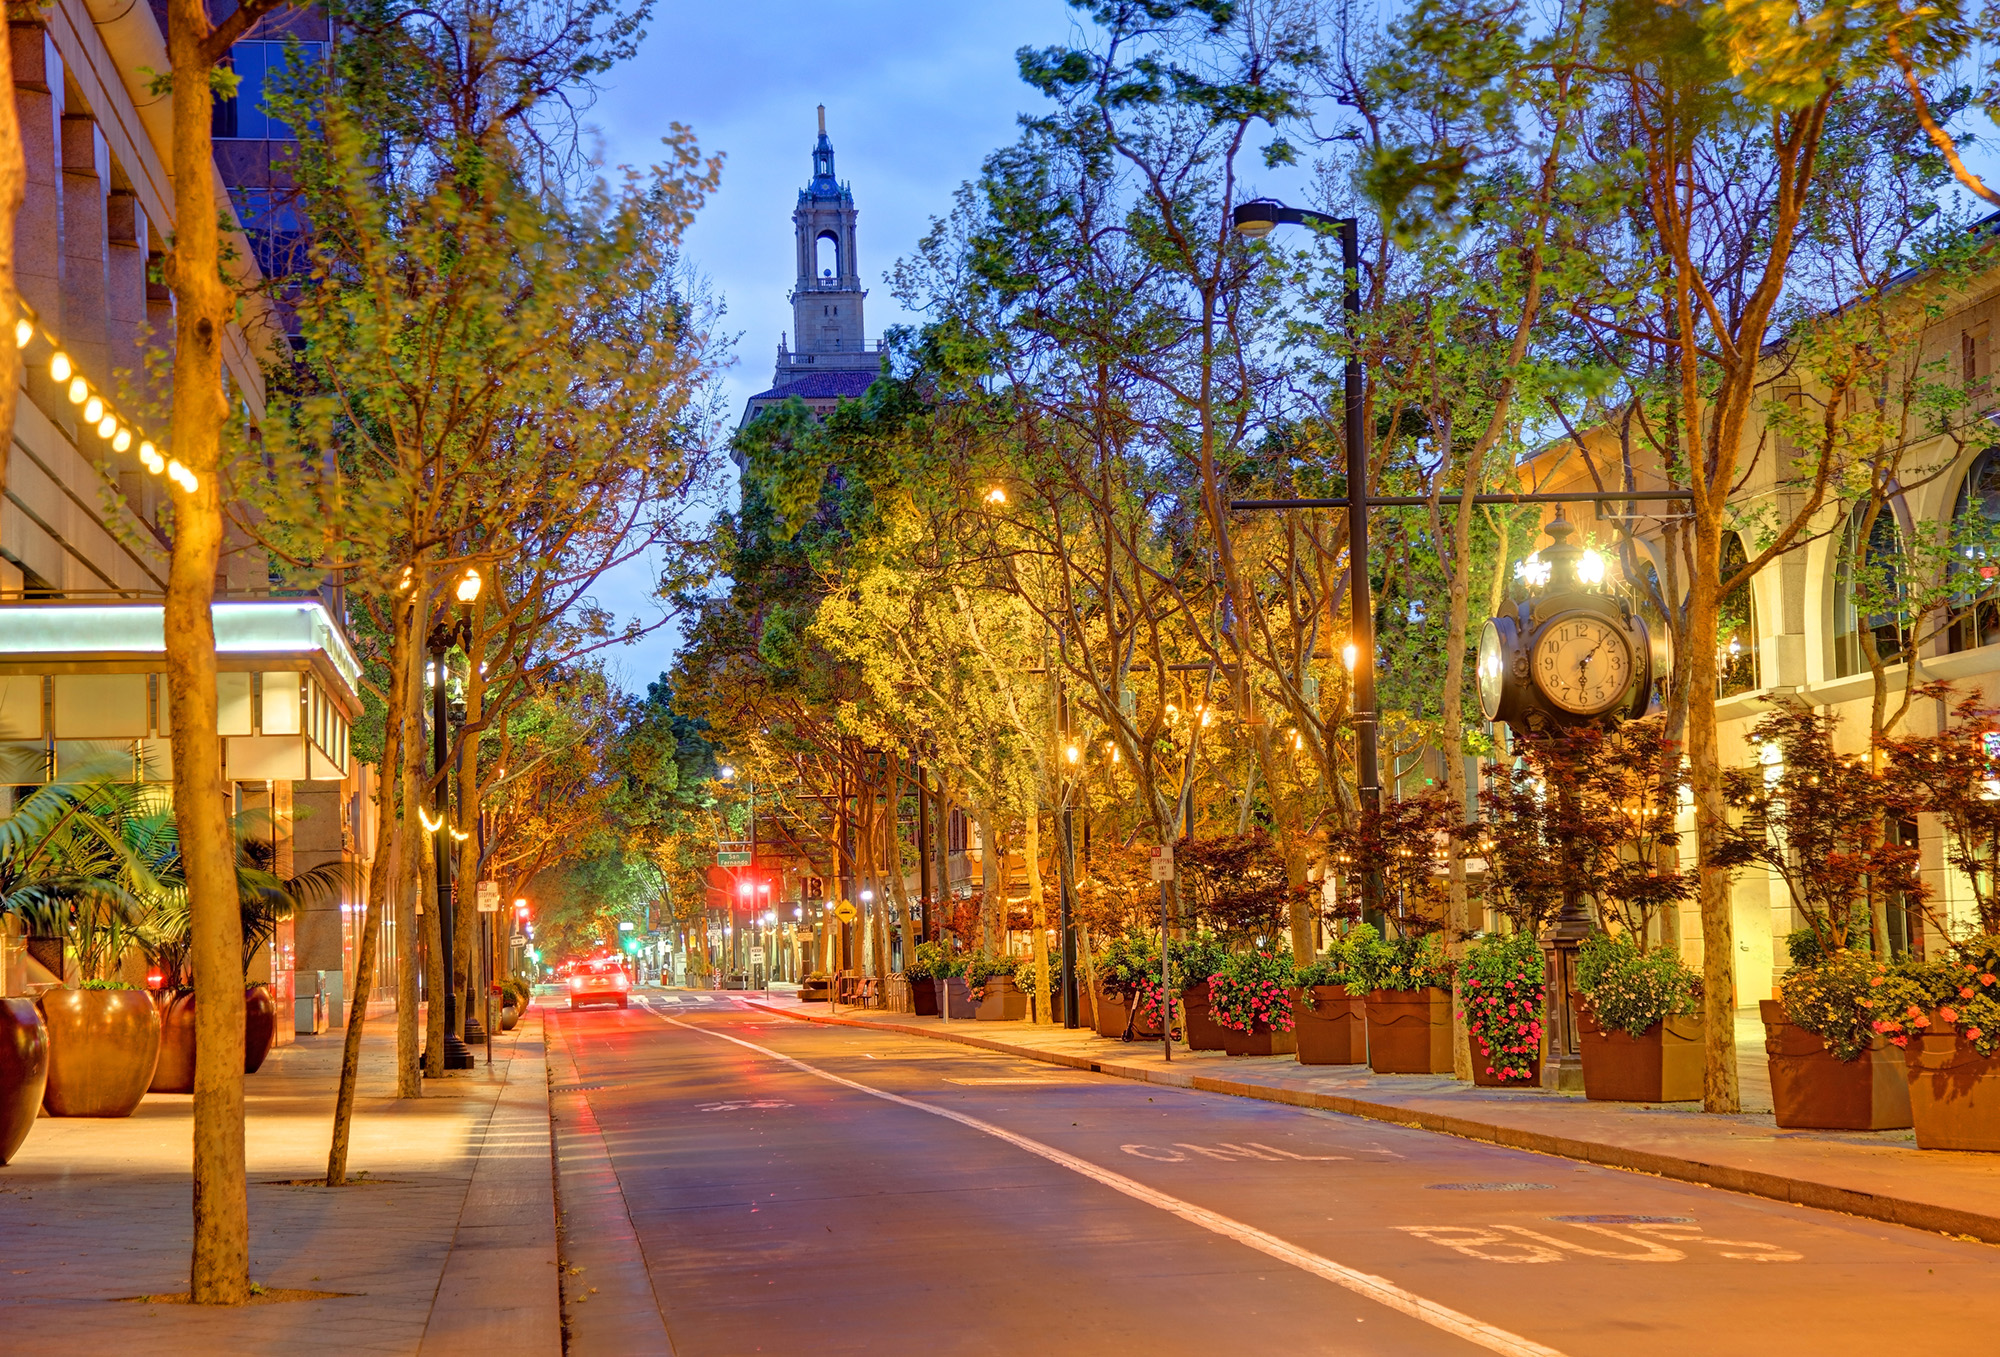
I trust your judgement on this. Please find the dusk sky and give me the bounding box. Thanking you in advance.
[578,0,1081,692]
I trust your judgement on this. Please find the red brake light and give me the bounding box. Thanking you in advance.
[568,976,584,990]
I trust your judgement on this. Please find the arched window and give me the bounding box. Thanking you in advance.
[1948,446,2000,652]
[815,231,839,279]
[1832,500,1906,678]
[1718,533,1758,695]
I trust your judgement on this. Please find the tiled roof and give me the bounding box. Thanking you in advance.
[746,370,880,403]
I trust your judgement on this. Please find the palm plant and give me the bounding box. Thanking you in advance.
[0,775,160,982]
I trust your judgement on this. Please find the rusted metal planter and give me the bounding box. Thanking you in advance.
[1760,1000,1911,1131]
[1293,986,1365,1065]
[39,988,160,1118]
[1366,988,1453,1074]
[1180,984,1228,1051]
[1579,1007,1703,1102]
[0,998,50,1164]
[1900,1020,2000,1152]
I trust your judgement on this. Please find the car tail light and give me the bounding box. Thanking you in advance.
[568,976,584,990]
[614,972,629,989]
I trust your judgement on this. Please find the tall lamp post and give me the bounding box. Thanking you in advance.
[1232,200,1378,908]
[425,564,482,1072]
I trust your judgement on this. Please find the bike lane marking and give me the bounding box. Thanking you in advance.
[657,1012,1564,1357]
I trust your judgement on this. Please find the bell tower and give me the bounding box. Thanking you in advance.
[777,106,874,385]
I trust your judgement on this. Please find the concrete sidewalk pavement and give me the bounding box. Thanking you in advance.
[747,995,2000,1247]
[0,1006,561,1356]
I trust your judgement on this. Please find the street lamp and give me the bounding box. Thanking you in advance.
[425,563,482,1071]
[1232,198,1378,909]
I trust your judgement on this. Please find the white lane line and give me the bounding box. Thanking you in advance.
[656,1013,1564,1357]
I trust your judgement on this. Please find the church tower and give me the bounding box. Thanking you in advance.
[741,108,882,432]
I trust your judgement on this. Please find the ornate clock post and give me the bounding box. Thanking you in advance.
[1477,517,1657,1092]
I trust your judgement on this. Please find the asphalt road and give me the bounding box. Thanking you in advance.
[546,991,1994,1357]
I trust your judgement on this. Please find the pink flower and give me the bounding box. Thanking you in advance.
[1870,975,1886,987]
[1891,1035,1909,1048]
[1969,1027,1986,1041]
[1914,1014,1932,1028]
[1940,1007,1959,1024]
[1962,987,1977,1000]
[1871,1020,1888,1032]
[1981,974,1996,986]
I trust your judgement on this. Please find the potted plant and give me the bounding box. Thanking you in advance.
[1574,932,1703,1101]
[500,977,531,1030]
[1292,931,1366,1065]
[906,941,947,1016]
[1207,948,1296,1056]
[1170,933,1230,1051]
[967,954,1026,1021]
[39,979,161,1117]
[1865,937,2000,1150]
[1878,691,2000,1148]
[1093,930,1160,1040]
[1355,928,1455,1074]
[1721,700,1917,1129]
[0,995,48,1163]
[1460,931,1545,1086]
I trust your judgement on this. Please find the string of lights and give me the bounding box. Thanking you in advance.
[13,302,198,493]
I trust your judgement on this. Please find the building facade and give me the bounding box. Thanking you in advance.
[0,0,374,1037]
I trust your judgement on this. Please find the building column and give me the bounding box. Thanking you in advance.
[106,191,155,525]
[58,114,111,392]
[9,24,62,329]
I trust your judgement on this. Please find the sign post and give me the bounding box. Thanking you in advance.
[1150,846,1174,1062]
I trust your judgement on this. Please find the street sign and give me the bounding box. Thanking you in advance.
[475,880,500,912]
[718,850,752,866]
[835,900,857,923]
[1149,845,1174,883]
[749,946,766,964]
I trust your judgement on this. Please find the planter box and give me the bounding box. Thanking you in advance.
[974,976,1027,1021]
[1760,1000,1911,1131]
[1293,986,1365,1065]
[1580,1008,1703,1102]
[38,988,160,1118]
[1366,988,1453,1074]
[939,978,978,1019]
[0,998,48,1165]
[1901,1020,2000,1152]
[910,979,941,1016]
[1473,1031,1542,1087]
[1094,989,1131,1039]
[1180,985,1228,1051]
[798,977,831,1003]
[1220,1020,1296,1057]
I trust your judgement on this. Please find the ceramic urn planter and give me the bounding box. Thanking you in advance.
[149,990,198,1094]
[1900,1019,2000,1152]
[1579,1007,1704,1102]
[1760,1000,1911,1131]
[0,998,50,1164]
[244,983,278,1073]
[39,988,161,1118]
[1293,986,1366,1065]
[1365,988,1453,1074]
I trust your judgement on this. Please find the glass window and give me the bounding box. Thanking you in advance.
[1832,501,1905,678]
[212,41,323,141]
[1719,533,1758,696]
[1948,446,2000,653]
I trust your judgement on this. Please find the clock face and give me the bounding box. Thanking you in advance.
[1477,619,1508,721]
[1532,612,1633,716]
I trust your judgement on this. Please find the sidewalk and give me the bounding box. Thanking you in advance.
[746,995,2000,1246]
[0,1007,561,1355]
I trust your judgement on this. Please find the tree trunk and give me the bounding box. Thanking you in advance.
[1684,522,1739,1114]
[977,818,999,957]
[1024,812,1051,1023]
[326,592,413,1183]
[395,635,426,1096]
[166,0,249,1304]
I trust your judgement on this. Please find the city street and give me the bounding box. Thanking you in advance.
[548,993,1994,1356]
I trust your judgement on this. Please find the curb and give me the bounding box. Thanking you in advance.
[744,1001,2000,1247]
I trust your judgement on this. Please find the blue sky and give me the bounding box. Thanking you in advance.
[579,0,1081,693]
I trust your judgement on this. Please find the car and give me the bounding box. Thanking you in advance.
[568,958,631,1010]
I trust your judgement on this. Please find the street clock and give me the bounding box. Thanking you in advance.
[1477,518,1657,732]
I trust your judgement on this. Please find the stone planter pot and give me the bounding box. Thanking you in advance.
[1293,986,1365,1065]
[974,976,1028,1021]
[798,976,831,1003]
[1180,984,1228,1051]
[1579,1007,1703,1102]
[149,990,198,1094]
[500,1005,520,1033]
[0,998,50,1164]
[1094,989,1131,1039]
[1760,1000,1911,1131]
[39,988,160,1118]
[244,984,278,1074]
[910,978,941,1016]
[941,977,979,1019]
[1900,1020,2000,1152]
[1473,1031,1542,1087]
[1366,988,1453,1074]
